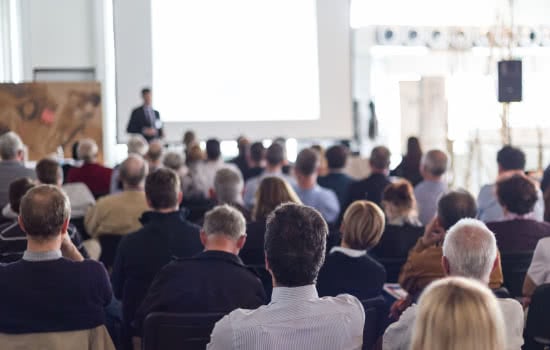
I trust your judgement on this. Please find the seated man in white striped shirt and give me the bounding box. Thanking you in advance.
[207,203,365,350]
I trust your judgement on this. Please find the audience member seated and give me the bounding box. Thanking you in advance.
[487,174,550,253]
[196,139,241,197]
[478,145,544,222]
[390,136,423,186]
[244,141,265,181]
[61,141,81,183]
[145,139,164,172]
[523,236,550,301]
[181,143,206,200]
[230,136,251,177]
[399,191,503,298]
[211,168,250,221]
[110,134,149,194]
[414,149,449,225]
[0,132,35,209]
[318,144,355,212]
[317,200,386,299]
[207,203,365,350]
[409,277,506,350]
[371,180,423,259]
[134,205,266,338]
[384,218,524,350]
[182,130,197,161]
[244,142,293,209]
[163,152,187,185]
[293,148,340,224]
[0,178,88,263]
[85,155,149,238]
[67,138,113,198]
[349,146,392,208]
[239,176,302,265]
[0,185,112,335]
[36,158,95,219]
[111,168,202,346]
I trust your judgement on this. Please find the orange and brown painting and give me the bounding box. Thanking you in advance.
[0,82,103,161]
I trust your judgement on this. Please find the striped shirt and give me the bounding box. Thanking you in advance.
[207,285,364,350]
[0,222,88,263]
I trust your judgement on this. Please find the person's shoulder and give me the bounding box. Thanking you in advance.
[320,293,364,317]
[497,298,524,322]
[478,183,495,196]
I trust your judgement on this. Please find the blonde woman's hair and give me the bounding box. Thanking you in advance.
[411,277,505,350]
[252,177,301,221]
[341,200,385,250]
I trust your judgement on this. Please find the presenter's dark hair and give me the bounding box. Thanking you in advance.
[141,87,151,96]
[265,203,327,287]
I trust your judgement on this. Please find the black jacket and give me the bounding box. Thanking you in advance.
[111,210,202,335]
[239,220,266,265]
[133,250,267,334]
[370,223,424,259]
[126,106,164,141]
[348,173,391,208]
[317,250,386,300]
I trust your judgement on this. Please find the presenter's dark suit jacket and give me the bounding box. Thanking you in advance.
[126,106,164,141]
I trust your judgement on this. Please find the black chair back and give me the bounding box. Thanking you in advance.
[500,251,534,297]
[143,312,225,350]
[376,257,407,283]
[361,295,386,350]
[524,284,550,350]
[70,217,90,240]
[98,235,123,270]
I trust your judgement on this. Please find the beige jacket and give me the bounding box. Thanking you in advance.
[0,325,115,350]
[85,191,149,237]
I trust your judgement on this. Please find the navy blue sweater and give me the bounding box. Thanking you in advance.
[0,258,112,333]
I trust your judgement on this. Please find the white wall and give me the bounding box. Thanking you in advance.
[19,0,95,78]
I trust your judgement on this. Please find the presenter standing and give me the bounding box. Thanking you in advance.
[126,88,164,142]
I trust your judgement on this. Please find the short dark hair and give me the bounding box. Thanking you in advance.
[20,185,70,241]
[206,139,221,160]
[9,178,35,213]
[497,146,525,171]
[249,142,265,163]
[295,148,319,176]
[496,174,537,215]
[437,190,477,230]
[265,203,328,287]
[141,87,151,96]
[265,142,285,166]
[370,146,391,170]
[145,168,181,210]
[325,145,349,169]
[35,158,61,185]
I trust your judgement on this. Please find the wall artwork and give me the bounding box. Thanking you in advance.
[0,82,103,161]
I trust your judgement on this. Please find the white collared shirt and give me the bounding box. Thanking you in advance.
[330,246,367,258]
[207,284,364,350]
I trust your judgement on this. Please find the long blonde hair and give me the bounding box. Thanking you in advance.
[411,277,505,350]
[252,177,301,221]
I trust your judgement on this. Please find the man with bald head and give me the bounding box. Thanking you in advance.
[0,185,112,335]
[85,154,149,238]
[414,149,449,225]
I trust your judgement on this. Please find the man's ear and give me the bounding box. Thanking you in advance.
[208,188,216,200]
[146,198,154,210]
[61,218,70,234]
[17,216,26,233]
[177,191,183,205]
[441,256,450,276]
[236,234,247,250]
[199,231,207,248]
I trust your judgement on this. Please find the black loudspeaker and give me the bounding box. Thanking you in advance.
[498,60,522,102]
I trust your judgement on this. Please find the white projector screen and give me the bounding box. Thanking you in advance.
[114,0,352,141]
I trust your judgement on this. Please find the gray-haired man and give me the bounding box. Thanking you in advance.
[133,204,266,336]
[0,131,35,208]
[383,218,524,350]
